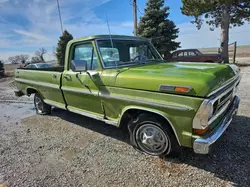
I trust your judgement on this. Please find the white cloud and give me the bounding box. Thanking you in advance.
[13,29,50,41]
[177,22,250,49]
[120,21,133,28]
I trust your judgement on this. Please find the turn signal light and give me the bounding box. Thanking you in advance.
[174,87,190,93]
[193,127,209,135]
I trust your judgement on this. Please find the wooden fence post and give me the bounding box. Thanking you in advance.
[233,41,237,64]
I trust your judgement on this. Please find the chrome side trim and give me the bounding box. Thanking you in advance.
[193,95,240,154]
[207,75,240,97]
[15,78,59,89]
[62,87,99,96]
[68,107,118,127]
[100,93,192,111]
[44,99,66,109]
[118,106,181,145]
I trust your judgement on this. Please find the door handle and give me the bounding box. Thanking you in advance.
[63,74,71,80]
[16,71,19,78]
[52,74,57,79]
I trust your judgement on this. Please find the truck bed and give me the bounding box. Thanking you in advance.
[15,67,66,108]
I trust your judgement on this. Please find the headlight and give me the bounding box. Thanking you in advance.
[207,103,214,120]
[229,64,240,75]
[193,100,213,130]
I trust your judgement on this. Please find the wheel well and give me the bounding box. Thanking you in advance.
[26,88,37,96]
[119,108,180,145]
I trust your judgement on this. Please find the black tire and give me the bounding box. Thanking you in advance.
[34,93,51,115]
[128,113,180,156]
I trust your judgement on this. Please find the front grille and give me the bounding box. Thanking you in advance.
[213,88,234,115]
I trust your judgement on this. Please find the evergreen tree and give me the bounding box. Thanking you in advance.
[0,60,4,70]
[181,0,250,63]
[56,30,73,66]
[138,0,180,56]
[0,60,4,76]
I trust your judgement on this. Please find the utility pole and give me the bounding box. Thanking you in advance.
[133,0,137,36]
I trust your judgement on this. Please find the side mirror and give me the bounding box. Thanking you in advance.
[71,60,87,72]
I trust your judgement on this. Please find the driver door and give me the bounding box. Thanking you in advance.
[61,41,103,116]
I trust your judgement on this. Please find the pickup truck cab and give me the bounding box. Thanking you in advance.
[14,35,241,156]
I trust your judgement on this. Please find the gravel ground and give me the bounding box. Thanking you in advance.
[0,67,250,187]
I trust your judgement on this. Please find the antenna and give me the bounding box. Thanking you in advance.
[105,14,118,71]
[56,0,63,34]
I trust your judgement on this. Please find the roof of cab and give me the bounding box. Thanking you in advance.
[69,35,149,43]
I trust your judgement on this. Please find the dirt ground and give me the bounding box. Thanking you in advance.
[0,67,250,187]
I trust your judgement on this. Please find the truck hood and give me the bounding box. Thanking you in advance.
[115,62,236,97]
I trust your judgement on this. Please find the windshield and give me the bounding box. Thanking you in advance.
[195,49,203,55]
[97,39,162,68]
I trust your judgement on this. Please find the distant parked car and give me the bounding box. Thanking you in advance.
[25,63,53,69]
[165,49,222,63]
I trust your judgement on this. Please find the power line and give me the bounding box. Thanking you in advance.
[56,0,63,34]
[129,0,143,15]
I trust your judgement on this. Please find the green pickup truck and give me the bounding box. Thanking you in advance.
[14,35,241,156]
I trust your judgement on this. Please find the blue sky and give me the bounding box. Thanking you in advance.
[0,0,249,61]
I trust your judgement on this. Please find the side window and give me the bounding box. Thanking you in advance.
[183,51,188,56]
[177,52,183,57]
[72,43,98,71]
[189,51,196,56]
[172,53,177,58]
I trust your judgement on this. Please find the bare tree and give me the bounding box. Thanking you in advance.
[35,48,47,62]
[8,56,20,64]
[19,54,29,64]
[31,56,41,63]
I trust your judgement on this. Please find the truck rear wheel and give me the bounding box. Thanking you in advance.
[34,93,51,115]
[128,113,179,156]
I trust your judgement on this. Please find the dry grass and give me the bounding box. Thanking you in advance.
[4,64,22,72]
[199,45,250,58]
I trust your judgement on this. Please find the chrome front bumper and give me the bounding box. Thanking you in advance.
[193,95,240,154]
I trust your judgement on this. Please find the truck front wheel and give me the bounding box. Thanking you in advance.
[34,93,51,115]
[128,113,179,156]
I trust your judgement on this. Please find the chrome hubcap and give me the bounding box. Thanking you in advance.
[136,124,169,155]
[35,96,43,112]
